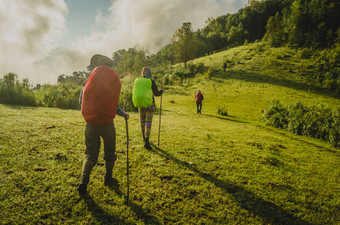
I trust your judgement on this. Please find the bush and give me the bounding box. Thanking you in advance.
[297,45,340,94]
[204,69,213,80]
[287,101,308,135]
[263,100,340,148]
[36,83,82,109]
[0,73,37,106]
[329,108,340,147]
[262,100,288,129]
[119,87,137,112]
[170,63,207,82]
[217,105,228,116]
[187,62,206,74]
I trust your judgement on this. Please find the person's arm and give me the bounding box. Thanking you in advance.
[151,80,163,96]
[79,79,87,105]
[79,89,83,105]
[116,105,129,120]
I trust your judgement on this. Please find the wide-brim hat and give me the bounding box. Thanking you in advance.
[88,54,113,70]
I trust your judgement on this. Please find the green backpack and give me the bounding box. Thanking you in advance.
[132,78,153,108]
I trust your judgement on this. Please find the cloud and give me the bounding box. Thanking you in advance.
[73,0,247,53]
[0,0,247,84]
[0,0,68,84]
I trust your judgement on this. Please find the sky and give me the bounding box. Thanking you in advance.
[0,0,247,84]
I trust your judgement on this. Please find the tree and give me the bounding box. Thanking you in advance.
[241,0,290,43]
[201,15,229,53]
[171,22,199,65]
[0,73,36,106]
[284,0,340,48]
[263,12,285,47]
[115,48,147,76]
[227,23,245,46]
[57,74,66,84]
[57,71,87,85]
[112,49,126,67]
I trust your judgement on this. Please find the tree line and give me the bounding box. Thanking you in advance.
[151,0,339,65]
[1,0,339,108]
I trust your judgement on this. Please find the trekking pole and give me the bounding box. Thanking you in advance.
[158,82,163,147]
[124,107,130,204]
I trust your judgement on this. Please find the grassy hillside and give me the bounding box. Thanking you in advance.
[1,43,339,224]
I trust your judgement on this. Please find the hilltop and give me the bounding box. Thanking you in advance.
[163,42,340,121]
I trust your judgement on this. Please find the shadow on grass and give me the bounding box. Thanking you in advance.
[80,193,129,225]
[149,144,312,225]
[201,113,250,124]
[79,187,161,225]
[258,125,338,154]
[108,185,162,225]
[215,70,339,99]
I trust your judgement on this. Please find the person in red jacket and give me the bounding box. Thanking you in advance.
[195,90,204,114]
[77,54,129,195]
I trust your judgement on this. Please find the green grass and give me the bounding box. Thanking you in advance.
[1,43,340,224]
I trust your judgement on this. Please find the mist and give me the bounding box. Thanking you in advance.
[0,0,247,84]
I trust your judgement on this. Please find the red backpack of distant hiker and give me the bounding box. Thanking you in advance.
[81,66,121,126]
[195,91,203,103]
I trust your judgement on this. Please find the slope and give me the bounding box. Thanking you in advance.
[1,42,339,224]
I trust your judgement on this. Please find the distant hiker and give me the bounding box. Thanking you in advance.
[223,62,227,71]
[195,90,204,114]
[77,54,129,195]
[132,67,163,149]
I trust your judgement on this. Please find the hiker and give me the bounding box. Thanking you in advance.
[77,54,129,195]
[223,62,227,71]
[132,67,163,149]
[195,90,204,114]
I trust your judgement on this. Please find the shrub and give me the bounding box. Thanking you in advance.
[0,73,37,106]
[171,63,207,82]
[217,105,228,116]
[36,83,81,109]
[297,45,340,94]
[329,108,340,147]
[204,70,213,80]
[287,101,308,135]
[262,100,288,129]
[119,77,138,112]
[263,100,340,148]
[119,87,137,112]
[189,62,206,74]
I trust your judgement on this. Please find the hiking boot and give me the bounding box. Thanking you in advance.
[104,176,119,187]
[77,183,87,195]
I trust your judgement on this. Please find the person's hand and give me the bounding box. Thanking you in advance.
[124,113,129,120]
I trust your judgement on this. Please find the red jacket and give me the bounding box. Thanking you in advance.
[195,91,204,103]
